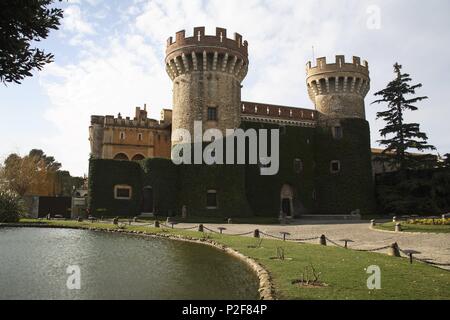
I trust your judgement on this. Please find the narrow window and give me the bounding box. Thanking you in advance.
[207,107,218,121]
[293,158,303,173]
[333,126,343,139]
[330,160,341,173]
[138,133,143,141]
[120,132,125,140]
[206,190,218,209]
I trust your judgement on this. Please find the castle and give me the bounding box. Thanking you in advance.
[88,27,375,218]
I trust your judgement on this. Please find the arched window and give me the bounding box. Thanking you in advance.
[119,132,126,140]
[113,153,129,161]
[132,154,145,161]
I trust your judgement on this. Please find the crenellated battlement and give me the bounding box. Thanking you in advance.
[306,55,369,78]
[305,55,371,120]
[166,26,248,59]
[165,27,249,82]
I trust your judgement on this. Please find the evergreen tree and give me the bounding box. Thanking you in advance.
[372,63,435,172]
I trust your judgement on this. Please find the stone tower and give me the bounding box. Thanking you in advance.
[165,27,249,146]
[306,55,370,121]
[306,55,375,215]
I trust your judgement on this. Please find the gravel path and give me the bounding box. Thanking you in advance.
[150,220,450,269]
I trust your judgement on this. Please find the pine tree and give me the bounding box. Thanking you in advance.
[372,63,436,172]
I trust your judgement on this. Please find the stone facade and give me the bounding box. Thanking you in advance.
[306,56,370,121]
[89,105,172,161]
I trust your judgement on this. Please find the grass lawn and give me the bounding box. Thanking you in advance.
[11,219,450,300]
[375,222,450,234]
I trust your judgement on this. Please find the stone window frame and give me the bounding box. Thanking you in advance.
[114,185,132,200]
[206,189,218,209]
[330,160,341,174]
[138,133,143,141]
[119,131,126,140]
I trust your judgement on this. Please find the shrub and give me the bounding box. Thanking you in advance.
[0,188,24,222]
[409,218,450,226]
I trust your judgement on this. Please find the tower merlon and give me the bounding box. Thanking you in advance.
[306,55,369,78]
[305,55,371,120]
[166,26,248,58]
[165,26,249,83]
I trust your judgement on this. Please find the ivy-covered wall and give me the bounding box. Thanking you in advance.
[141,158,178,216]
[242,122,316,217]
[88,119,376,218]
[88,159,142,217]
[177,163,252,217]
[314,119,376,215]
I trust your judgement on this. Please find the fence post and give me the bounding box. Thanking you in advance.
[253,229,260,238]
[319,235,327,246]
[154,221,160,228]
[388,242,401,257]
[395,223,402,232]
[198,224,204,232]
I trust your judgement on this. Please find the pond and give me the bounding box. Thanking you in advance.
[0,227,259,300]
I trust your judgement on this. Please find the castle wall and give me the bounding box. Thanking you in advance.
[313,119,376,214]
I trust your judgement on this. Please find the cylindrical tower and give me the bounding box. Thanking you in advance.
[306,55,375,215]
[165,27,249,146]
[306,55,370,120]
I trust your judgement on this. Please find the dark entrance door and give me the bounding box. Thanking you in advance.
[281,198,291,217]
[142,187,154,213]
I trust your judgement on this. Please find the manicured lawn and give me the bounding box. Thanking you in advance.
[11,219,450,300]
[375,222,450,234]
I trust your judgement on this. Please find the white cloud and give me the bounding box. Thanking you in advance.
[62,5,95,36]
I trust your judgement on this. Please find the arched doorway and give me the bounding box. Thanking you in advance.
[132,154,145,161]
[142,186,154,214]
[280,184,294,217]
[113,153,129,161]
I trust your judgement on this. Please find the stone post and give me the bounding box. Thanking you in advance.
[113,217,119,225]
[395,223,402,232]
[370,219,376,227]
[181,205,187,220]
[253,229,260,238]
[198,224,204,232]
[319,235,327,246]
[388,242,401,257]
[154,221,160,228]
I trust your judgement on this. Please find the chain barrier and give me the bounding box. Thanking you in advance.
[398,248,450,268]
[259,231,284,240]
[291,236,321,242]
[352,245,392,252]
[71,218,450,269]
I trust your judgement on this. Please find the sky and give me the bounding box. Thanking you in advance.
[1,0,449,177]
